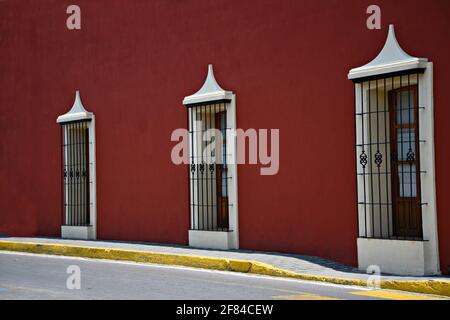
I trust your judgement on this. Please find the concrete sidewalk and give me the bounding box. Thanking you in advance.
[0,237,449,296]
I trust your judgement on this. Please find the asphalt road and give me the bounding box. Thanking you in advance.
[0,251,446,300]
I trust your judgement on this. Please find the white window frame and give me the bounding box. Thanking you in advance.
[57,90,97,240]
[183,65,239,250]
[348,25,440,275]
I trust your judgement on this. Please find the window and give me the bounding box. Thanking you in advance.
[355,74,422,240]
[57,91,97,240]
[62,120,91,226]
[348,25,440,275]
[183,65,238,250]
[188,103,230,231]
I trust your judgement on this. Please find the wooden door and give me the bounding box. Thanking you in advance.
[215,111,228,229]
[389,85,422,238]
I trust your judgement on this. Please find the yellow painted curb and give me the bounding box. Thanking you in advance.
[0,240,449,298]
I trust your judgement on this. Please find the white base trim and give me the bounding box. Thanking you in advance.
[357,237,439,276]
[61,225,95,240]
[188,230,238,250]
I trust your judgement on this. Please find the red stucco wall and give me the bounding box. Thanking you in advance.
[0,0,449,271]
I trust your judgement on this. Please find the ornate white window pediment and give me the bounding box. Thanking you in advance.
[183,64,234,106]
[57,90,94,123]
[348,24,428,81]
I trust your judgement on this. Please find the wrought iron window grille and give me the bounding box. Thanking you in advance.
[355,72,424,240]
[61,120,91,227]
[187,102,232,232]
